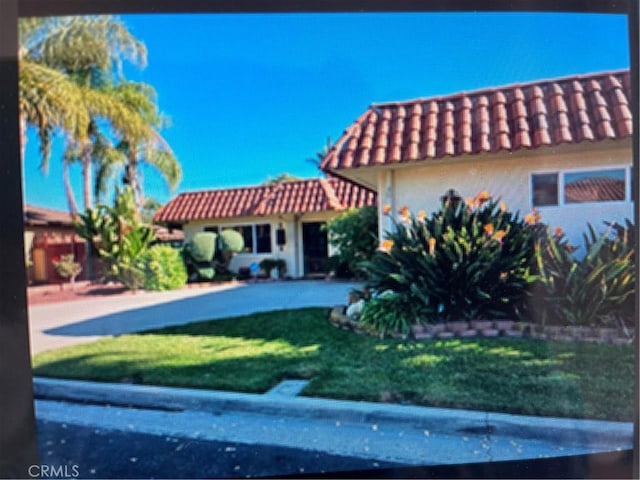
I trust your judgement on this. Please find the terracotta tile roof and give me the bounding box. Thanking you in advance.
[320,70,632,172]
[154,178,377,223]
[24,204,74,227]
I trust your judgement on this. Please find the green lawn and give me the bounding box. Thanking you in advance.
[33,308,635,421]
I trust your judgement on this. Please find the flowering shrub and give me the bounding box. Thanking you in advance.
[362,192,544,323]
[532,220,635,327]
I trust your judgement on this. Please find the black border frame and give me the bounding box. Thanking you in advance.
[2,1,638,478]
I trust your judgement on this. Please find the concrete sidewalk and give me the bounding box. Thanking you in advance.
[34,377,634,467]
[29,280,360,354]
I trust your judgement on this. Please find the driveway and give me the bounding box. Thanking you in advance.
[28,280,360,355]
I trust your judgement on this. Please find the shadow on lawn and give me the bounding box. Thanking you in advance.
[32,309,636,420]
[42,281,358,337]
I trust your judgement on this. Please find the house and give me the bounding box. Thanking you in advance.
[25,204,184,284]
[24,204,88,284]
[320,70,633,251]
[154,177,377,277]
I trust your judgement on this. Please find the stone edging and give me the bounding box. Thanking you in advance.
[328,306,635,345]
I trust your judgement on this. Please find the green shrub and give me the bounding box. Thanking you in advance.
[359,292,424,337]
[533,221,635,327]
[259,258,287,276]
[218,229,244,253]
[363,193,543,322]
[186,232,217,262]
[216,229,245,273]
[325,206,378,278]
[142,245,188,291]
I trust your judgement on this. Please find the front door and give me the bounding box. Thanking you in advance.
[302,222,328,276]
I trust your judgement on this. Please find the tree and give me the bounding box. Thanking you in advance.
[262,172,301,185]
[325,206,378,278]
[18,19,89,168]
[75,186,156,290]
[306,137,333,169]
[19,16,174,213]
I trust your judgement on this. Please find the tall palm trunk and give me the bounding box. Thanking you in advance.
[62,156,79,216]
[81,141,93,211]
[126,145,144,217]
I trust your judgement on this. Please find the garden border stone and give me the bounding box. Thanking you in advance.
[328,306,635,345]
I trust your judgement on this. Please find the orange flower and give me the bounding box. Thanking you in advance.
[483,224,494,235]
[379,239,394,253]
[465,197,475,209]
[398,205,410,219]
[493,230,507,243]
[428,237,436,257]
[533,208,541,224]
[382,204,391,215]
[475,190,491,205]
[554,226,563,237]
[500,201,507,213]
[417,210,426,222]
[524,213,536,225]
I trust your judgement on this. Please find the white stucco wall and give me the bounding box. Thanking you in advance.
[381,141,633,250]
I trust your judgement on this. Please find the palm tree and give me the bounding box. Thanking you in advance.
[306,136,333,170]
[107,81,181,209]
[18,19,89,170]
[19,16,154,212]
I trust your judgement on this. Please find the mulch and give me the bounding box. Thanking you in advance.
[27,282,134,306]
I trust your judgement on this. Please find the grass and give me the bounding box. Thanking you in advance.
[32,308,635,421]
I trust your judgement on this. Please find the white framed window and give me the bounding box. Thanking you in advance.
[203,223,272,254]
[531,166,631,208]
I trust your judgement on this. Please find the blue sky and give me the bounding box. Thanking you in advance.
[22,12,630,212]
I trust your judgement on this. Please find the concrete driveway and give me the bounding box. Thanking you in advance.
[28,280,360,354]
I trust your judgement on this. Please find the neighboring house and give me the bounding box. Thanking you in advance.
[25,204,183,284]
[154,178,377,277]
[320,70,633,251]
[24,204,87,284]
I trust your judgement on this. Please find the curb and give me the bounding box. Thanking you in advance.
[33,377,632,447]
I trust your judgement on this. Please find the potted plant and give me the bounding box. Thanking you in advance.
[259,258,287,279]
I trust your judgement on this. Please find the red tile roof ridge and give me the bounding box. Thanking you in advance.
[318,177,345,211]
[169,178,333,198]
[368,69,630,109]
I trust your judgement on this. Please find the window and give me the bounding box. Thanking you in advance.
[256,224,272,253]
[564,168,626,204]
[206,224,271,254]
[532,168,628,207]
[232,226,254,253]
[532,173,559,207]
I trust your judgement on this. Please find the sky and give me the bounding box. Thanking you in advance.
[22,12,630,212]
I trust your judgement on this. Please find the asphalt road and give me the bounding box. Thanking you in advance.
[36,420,403,479]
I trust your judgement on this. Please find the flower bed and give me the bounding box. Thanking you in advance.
[328,306,634,345]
